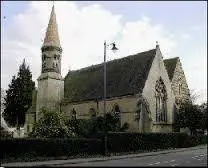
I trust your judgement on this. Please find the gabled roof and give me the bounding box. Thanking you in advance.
[64,49,156,103]
[164,57,179,80]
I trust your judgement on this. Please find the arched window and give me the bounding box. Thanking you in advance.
[89,107,96,118]
[155,77,167,122]
[135,101,141,121]
[113,104,121,118]
[71,108,77,120]
[112,104,121,128]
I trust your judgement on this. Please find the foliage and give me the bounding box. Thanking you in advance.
[2,133,206,161]
[0,126,13,138]
[106,132,207,153]
[66,119,93,138]
[1,138,103,160]
[1,133,206,161]
[178,102,204,135]
[66,113,129,138]
[29,108,71,138]
[3,59,35,128]
[199,103,207,131]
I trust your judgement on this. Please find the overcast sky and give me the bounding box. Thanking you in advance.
[1,1,207,104]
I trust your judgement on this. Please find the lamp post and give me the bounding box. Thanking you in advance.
[103,41,118,155]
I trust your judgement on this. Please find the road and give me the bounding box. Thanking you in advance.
[55,146,207,167]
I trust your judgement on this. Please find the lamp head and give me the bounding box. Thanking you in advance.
[111,42,118,52]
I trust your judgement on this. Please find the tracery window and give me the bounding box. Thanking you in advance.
[155,77,167,122]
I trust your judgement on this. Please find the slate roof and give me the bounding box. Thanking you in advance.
[164,57,179,80]
[64,49,156,103]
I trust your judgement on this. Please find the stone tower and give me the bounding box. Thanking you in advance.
[36,5,64,120]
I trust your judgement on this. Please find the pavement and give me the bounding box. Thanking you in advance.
[1,145,207,167]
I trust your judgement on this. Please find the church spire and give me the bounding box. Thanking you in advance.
[42,4,61,48]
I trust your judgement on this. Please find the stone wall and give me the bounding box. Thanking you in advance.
[61,95,140,132]
[36,72,64,120]
[24,113,36,134]
[142,46,175,132]
[171,59,190,106]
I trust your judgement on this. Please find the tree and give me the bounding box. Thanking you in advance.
[178,102,203,135]
[3,59,35,129]
[199,102,207,132]
[29,108,71,138]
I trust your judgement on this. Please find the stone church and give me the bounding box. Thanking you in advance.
[25,5,190,135]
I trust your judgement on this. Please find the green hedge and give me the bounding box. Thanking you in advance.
[1,133,207,160]
[1,138,103,159]
[106,132,207,153]
[182,135,207,148]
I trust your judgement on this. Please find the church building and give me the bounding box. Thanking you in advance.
[25,5,190,135]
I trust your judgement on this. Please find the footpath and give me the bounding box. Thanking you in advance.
[1,144,207,167]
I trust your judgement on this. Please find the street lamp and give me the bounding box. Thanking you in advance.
[103,41,118,155]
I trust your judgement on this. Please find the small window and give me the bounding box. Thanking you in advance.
[71,108,77,119]
[179,84,182,95]
[113,104,120,118]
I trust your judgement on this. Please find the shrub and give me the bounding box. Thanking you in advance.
[65,113,129,138]
[30,108,71,138]
[106,132,207,153]
[1,137,103,159]
[1,133,206,161]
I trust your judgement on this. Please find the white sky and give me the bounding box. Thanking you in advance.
[1,1,207,104]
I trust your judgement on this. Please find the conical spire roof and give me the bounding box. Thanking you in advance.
[42,5,61,48]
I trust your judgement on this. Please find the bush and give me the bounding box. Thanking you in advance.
[183,135,207,147]
[1,133,206,161]
[30,108,71,138]
[1,137,103,160]
[106,132,207,153]
[65,113,129,138]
